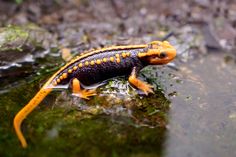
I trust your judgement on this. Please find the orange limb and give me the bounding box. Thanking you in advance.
[72,78,96,99]
[128,67,154,95]
[13,86,52,148]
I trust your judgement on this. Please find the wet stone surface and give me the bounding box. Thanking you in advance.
[162,52,236,157]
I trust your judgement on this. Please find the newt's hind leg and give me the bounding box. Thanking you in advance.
[72,78,96,100]
[128,67,154,95]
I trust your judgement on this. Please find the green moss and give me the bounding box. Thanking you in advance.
[15,0,24,4]
[6,25,28,42]
[0,25,29,51]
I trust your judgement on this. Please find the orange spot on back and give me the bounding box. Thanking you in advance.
[68,69,73,73]
[90,60,95,65]
[73,66,78,70]
[57,79,61,83]
[122,52,126,58]
[116,58,121,63]
[103,58,107,62]
[79,63,83,67]
[115,54,119,58]
[110,57,114,62]
[96,59,101,64]
[62,73,68,79]
[53,81,57,86]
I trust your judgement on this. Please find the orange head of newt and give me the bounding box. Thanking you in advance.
[138,40,177,65]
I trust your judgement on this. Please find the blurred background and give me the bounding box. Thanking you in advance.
[0,0,236,157]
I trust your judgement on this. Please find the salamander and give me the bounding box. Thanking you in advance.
[13,40,177,148]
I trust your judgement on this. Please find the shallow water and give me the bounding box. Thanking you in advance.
[164,52,236,157]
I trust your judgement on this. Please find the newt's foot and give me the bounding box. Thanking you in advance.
[139,83,154,95]
[72,78,96,99]
[73,89,97,100]
[128,67,154,95]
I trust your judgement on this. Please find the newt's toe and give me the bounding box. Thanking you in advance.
[73,89,97,100]
[141,83,154,95]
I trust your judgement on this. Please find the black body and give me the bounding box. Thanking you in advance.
[56,48,147,86]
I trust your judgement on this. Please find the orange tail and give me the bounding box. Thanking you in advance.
[13,86,53,148]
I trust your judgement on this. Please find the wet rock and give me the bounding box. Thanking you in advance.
[212,18,236,50]
[194,0,210,8]
[201,24,222,50]
[169,25,207,63]
[53,77,170,128]
[0,24,56,68]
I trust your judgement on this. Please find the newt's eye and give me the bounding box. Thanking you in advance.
[159,52,167,58]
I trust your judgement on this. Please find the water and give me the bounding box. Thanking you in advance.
[164,52,236,157]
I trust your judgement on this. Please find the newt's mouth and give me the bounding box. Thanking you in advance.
[148,56,173,64]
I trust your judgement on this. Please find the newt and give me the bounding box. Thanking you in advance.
[13,40,177,148]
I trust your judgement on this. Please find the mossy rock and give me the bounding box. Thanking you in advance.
[0,24,55,63]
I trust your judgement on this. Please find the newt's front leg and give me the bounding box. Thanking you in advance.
[72,78,96,99]
[128,67,154,95]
